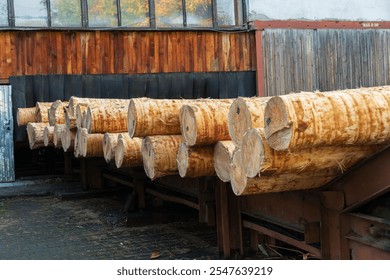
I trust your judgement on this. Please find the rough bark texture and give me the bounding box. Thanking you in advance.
[53,124,67,148]
[35,102,52,123]
[228,97,270,147]
[103,132,124,163]
[177,143,215,178]
[213,140,236,182]
[16,107,36,126]
[80,131,104,158]
[65,107,77,129]
[180,100,233,146]
[26,122,48,149]
[48,100,68,126]
[264,86,390,151]
[115,135,143,168]
[43,126,55,147]
[142,135,183,180]
[62,128,76,152]
[229,148,335,195]
[86,102,130,133]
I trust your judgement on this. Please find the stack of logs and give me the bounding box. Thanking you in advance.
[18,85,390,195]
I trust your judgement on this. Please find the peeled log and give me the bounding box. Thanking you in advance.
[180,100,233,146]
[79,131,104,158]
[142,135,183,180]
[213,141,236,182]
[264,86,390,151]
[43,126,55,147]
[86,102,130,133]
[48,100,68,126]
[62,128,76,152]
[35,102,52,123]
[69,97,129,116]
[228,97,270,147]
[177,143,215,178]
[17,107,36,126]
[53,124,66,148]
[103,132,123,163]
[26,123,47,149]
[65,107,77,129]
[242,128,386,178]
[229,148,335,195]
[115,135,143,168]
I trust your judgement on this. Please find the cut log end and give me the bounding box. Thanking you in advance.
[241,128,265,178]
[127,100,137,138]
[43,126,55,147]
[142,137,156,180]
[264,96,292,151]
[53,124,66,148]
[26,123,47,150]
[114,139,125,168]
[213,140,236,182]
[229,148,248,196]
[177,143,189,178]
[228,97,252,147]
[180,105,197,146]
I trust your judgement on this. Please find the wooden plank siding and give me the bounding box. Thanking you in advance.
[0,30,256,80]
[260,29,390,96]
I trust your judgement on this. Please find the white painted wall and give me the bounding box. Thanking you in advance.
[248,0,390,21]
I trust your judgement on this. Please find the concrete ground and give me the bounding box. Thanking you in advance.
[0,176,219,260]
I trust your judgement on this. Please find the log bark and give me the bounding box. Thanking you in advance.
[142,135,183,180]
[86,102,130,133]
[180,100,233,146]
[64,107,77,129]
[35,102,52,123]
[16,107,36,126]
[43,126,55,147]
[242,128,386,178]
[228,97,270,147]
[213,140,236,182]
[103,132,124,163]
[264,86,390,151]
[53,124,67,148]
[62,128,76,152]
[79,130,104,158]
[26,122,47,149]
[48,100,68,126]
[229,148,335,195]
[115,134,143,168]
[177,143,215,178]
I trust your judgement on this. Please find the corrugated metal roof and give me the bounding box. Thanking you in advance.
[0,85,15,182]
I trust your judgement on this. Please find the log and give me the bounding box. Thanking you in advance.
[79,130,104,158]
[76,104,88,128]
[62,128,76,152]
[115,134,143,168]
[263,86,390,151]
[64,107,77,129]
[86,102,130,133]
[228,97,270,147]
[180,100,233,146]
[35,102,52,123]
[48,100,68,126]
[74,128,85,158]
[43,126,55,147]
[241,128,386,178]
[16,107,36,126]
[229,148,335,195]
[142,135,183,180]
[177,143,215,178]
[213,140,236,182]
[103,132,124,163]
[69,96,129,116]
[53,124,67,148]
[26,122,47,149]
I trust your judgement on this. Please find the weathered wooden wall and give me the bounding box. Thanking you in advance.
[0,30,256,80]
[261,29,390,96]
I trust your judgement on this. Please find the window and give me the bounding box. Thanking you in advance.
[120,0,149,27]
[155,0,183,27]
[186,0,213,27]
[14,0,48,27]
[0,0,7,26]
[87,0,118,27]
[51,0,82,27]
[216,0,243,26]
